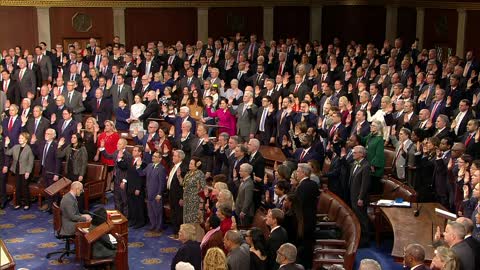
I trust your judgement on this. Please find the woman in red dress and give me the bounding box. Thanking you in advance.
[95,120,120,191]
[148,126,172,172]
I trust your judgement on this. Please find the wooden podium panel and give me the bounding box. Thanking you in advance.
[44,177,72,196]
[380,203,447,261]
[75,210,128,269]
[0,239,15,270]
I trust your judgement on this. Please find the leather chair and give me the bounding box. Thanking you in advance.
[83,163,108,210]
[29,160,45,207]
[46,202,76,262]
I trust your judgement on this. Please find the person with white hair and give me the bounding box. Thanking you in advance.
[294,163,319,269]
[235,163,255,226]
[175,262,194,270]
[166,105,197,138]
[349,145,371,247]
[359,259,382,270]
[171,224,201,270]
[276,243,304,270]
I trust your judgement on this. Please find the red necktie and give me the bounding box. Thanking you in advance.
[278,62,283,75]
[431,102,440,120]
[466,134,473,146]
[8,117,13,131]
[294,84,299,93]
[97,99,101,110]
[300,150,307,161]
[329,125,337,137]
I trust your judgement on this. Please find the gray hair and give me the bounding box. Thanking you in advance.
[359,259,382,270]
[371,120,384,137]
[354,145,367,157]
[180,106,190,114]
[297,163,312,176]
[175,150,186,160]
[405,243,426,262]
[182,121,192,129]
[279,243,297,263]
[447,220,466,240]
[219,132,230,142]
[249,138,260,149]
[240,163,253,175]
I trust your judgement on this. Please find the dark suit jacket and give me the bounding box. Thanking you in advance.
[55,119,77,143]
[190,138,214,174]
[138,99,159,130]
[31,140,61,179]
[295,178,319,234]
[14,68,36,98]
[171,240,201,270]
[349,159,371,203]
[2,116,22,146]
[288,83,309,101]
[451,239,477,270]
[1,79,20,105]
[23,116,50,143]
[246,73,269,89]
[278,263,305,270]
[89,98,113,129]
[166,115,197,139]
[267,226,288,270]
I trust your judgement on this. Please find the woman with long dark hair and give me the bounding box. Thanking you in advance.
[282,193,304,245]
[245,227,267,270]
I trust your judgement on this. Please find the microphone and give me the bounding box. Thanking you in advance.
[82,210,107,222]
[414,202,422,217]
[46,171,69,179]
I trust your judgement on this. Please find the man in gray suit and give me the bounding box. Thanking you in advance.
[390,128,415,185]
[224,230,250,270]
[60,181,91,236]
[277,243,305,270]
[229,90,258,142]
[349,145,371,247]
[14,59,36,99]
[34,46,52,83]
[105,74,133,107]
[62,81,85,122]
[235,163,254,227]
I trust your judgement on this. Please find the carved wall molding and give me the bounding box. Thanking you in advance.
[1,0,480,10]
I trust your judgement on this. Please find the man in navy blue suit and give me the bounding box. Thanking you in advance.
[2,104,22,147]
[165,106,196,138]
[139,151,167,232]
[30,128,61,212]
[132,120,159,164]
[54,108,77,144]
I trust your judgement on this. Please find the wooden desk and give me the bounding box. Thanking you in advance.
[379,203,447,261]
[259,145,286,167]
[75,210,128,269]
[0,239,15,270]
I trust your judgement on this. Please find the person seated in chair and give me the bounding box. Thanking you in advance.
[89,207,117,260]
[60,181,92,236]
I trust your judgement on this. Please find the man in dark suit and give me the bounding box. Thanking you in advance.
[190,124,214,177]
[165,46,182,73]
[54,108,77,144]
[14,59,36,99]
[349,145,371,247]
[2,104,22,147]
[23,105,50,144]
[288,74,310,102]
[422,89,447,122]
[274,97,294,147]
[246,65,268,90]
[166,150,187,238]
[177,67,201,91]
[452,99,474,140]
[444,220,478,270]
[256,95,276,145]
[350,110,370,137]
[89,89,112,129]
[139,51,160,78]
[462,120,478,158]
[277,243,305,270]
[266,209,288,270]
[247,138,265,210]
[1,70,20,105]
[138,90,159,130]
[60,182,92,236]
[295,163,319,269]
[63,64,82,90]
[403,244,429,270]
[31,128,61,212]
[165,106,197,139]
[432,114,451,140]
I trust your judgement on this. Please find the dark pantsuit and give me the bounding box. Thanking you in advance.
[16,174,29,206]
[114,179,128,217]
[128,193,146,227]
[0,173,6,205]
[351,202,369,244]
[168,190,183,234]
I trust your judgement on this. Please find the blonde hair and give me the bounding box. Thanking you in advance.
[203,247,227,270]
[85,117,98,132]
[434,246,459,270]
[180,223,196,241]
[214,182,228,191]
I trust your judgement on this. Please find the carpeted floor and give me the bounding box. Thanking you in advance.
[0,194,403,270]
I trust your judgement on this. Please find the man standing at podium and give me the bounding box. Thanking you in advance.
[60,181,91,236]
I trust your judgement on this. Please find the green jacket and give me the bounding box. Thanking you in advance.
[360,133,385,177]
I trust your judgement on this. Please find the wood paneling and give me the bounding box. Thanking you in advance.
[50,8,113,48]
[0,7,38,51]
[465,10,480,57]
[274,6,310,43]
[397,7,417,48]
[321,6,386,48]
[208,7,263,40]
[423,8,457,53]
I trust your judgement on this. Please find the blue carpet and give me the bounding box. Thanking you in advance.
[0,194,181,269]
[1,194,403,270]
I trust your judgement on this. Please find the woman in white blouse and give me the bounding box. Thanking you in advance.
[221,79,243,110]
[367,95,393,142]
[128,94,146,133]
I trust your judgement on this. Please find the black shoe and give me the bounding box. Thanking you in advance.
[133,224,145,229]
